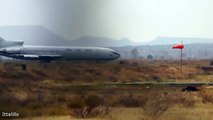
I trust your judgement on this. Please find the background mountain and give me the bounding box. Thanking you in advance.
[148,36,213,45]
[0,25,70,46]
[0,25,213,46]
[0,25,138,47]
[70,36,137,47]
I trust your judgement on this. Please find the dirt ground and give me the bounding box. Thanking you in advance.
[0,60,212,120]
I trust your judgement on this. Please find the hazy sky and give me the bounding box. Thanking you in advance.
[0,0,213,42]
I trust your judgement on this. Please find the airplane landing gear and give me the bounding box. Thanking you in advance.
[22,64,27,71]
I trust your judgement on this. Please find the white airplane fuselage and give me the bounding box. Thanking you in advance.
[0,46,120,61]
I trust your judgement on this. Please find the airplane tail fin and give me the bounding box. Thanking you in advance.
[0,37,5,42]
[0,37,24,48]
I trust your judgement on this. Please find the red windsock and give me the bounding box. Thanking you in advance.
[172,44,184,49]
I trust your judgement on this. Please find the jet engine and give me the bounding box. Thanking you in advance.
[0,48,21,54]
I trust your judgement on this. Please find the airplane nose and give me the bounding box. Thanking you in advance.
[112,52,120,59]
[115,52,120,59]
[107,48,120,60]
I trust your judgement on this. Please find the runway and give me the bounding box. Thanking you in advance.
[77,82,213,87]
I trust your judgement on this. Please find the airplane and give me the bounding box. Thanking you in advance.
[0,37,120,69]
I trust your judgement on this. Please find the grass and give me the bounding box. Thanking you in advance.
[0,60,212,119]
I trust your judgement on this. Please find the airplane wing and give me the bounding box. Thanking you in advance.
[38,55,63,59]
[8,54,63,60]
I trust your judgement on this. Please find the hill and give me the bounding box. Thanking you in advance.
[148,37,213,45]
[0,25,138,47]
[0,25,69,46]
[70,36,137,47]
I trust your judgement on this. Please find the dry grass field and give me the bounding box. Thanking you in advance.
[0,60,212,120]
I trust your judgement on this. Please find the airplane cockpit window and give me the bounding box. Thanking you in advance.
[111,51,120,56]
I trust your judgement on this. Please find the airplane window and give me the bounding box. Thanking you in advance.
[85,49,93,52]
[66,49,72,51]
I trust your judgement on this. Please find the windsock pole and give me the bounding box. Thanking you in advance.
[181,48,183,71]
[180,41,183,72]
[172,41,184,72]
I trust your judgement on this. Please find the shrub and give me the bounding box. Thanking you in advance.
[147,54,153,59]
[120,96,140,107]
[151,75,161,82]
[200,90,213,103]
[142,94,172,120]
[180,94,196,108]
[67,100,84,109]
[67,95,105,118]
[119,60,129,65]
[27,102,43,110]
[187,73,196,79]
[84,95,103,108]
[210,61,213,65]
[56,95,66,102]
[119,95,147,107]
[108,76,117,82]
